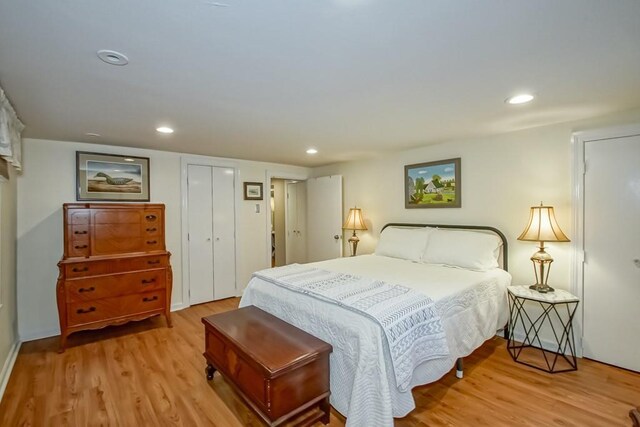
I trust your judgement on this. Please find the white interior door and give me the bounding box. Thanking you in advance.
[187,165,237,305]
[306,175,343,262]
[212,167,237,299]
[582,133,640,371]
[286,181,307,264]
[187,165,214,305]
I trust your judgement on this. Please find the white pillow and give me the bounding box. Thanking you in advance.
[375,227,433,262]
[422,229,502,271]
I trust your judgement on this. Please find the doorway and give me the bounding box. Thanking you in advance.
[265,173,343,267]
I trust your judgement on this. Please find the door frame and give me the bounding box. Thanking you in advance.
[571,123,640,357]
[264,170,308,267]
[180,156,240,310]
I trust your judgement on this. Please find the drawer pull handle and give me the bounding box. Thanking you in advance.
[146,227,157,232]
[147,260,161,265]
[146,240,157,245]
[74,230,88,235]
[143,296,159,302]
[74,244,88,249]
[141,278,156,285]
[145,215,157,220]
[76,307,96,314]
[72,267,89,272]
[78,286,95,293]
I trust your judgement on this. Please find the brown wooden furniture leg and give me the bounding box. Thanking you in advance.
[58,333,68,354]
[319,397,330,425]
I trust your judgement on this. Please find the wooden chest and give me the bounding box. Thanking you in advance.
[56,203,172,352]
[202,306,332,426]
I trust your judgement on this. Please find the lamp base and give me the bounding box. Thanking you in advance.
[529,284,555,293]
[348,232,360,257]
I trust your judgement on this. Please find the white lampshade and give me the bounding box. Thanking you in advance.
[518,203,569,243]
[343,207,367,231]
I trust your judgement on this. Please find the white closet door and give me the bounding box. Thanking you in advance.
[212,167,236,299]
[187,165,214,305]
[583,133,640,371]
[306,175,343,262]
[286,181,307,264]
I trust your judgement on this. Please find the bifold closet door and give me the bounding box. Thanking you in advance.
[211,167,236,300]
[187,165,236,305]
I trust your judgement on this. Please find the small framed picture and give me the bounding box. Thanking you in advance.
[76,151,150,201]
[405,157,461,208]
[243,182,263,200]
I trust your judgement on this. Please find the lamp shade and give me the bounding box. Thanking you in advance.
[517,204,570,242]
[343,207,367,231]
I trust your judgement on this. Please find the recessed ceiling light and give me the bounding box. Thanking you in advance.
[306,148,318,154]
[505,94,534,105]
[123,158,135,162]
[85,132,101,137]
[156,126,174,134]
[97,50,129,66]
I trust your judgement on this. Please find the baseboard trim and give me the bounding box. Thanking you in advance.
[171,302,188,312]
[19,328,60,343]
[0,340,21,403]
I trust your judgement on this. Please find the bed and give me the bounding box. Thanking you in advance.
[239,224,511,427]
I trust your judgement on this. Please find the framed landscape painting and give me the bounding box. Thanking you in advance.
[76,151,150,201]
[404,158,461,208]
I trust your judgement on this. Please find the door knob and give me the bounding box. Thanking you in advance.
[206,238,211,241]
[334,235,340,240]
[634,259,640,268]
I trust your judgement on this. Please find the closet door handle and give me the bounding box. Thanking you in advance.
[76,307,96,314]
[72,267,89,273]
[141,278,156,285]
[143,296,159,302]
[78,286,95,293]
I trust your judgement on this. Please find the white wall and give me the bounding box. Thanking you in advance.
[315,108,640,290]
[17,138,310,341]
[0,163,18,399]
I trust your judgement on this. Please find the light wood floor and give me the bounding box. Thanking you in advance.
[1,298,638,426]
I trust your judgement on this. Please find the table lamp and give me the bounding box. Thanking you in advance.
[517,202,570,293]
[343,207,367,256]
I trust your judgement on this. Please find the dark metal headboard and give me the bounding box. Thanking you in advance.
[381,223,509,271]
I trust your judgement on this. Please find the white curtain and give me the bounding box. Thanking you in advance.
[0,86,24,171]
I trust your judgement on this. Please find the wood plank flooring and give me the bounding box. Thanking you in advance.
[1,298,638,426]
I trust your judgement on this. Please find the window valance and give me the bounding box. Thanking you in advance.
[0,86,24,171]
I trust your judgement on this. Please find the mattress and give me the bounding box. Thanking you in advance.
[239,254,512,427]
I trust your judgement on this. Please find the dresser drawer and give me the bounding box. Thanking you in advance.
[66,269,166,303]
[64,254,170,278]
[67,238,90,257]
[142,209,162,224]
[67,209,90,225]
[67,290,166,327]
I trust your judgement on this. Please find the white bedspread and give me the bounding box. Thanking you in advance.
[239,255,511,427]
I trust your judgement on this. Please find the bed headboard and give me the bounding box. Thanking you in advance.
[381,223,509,271]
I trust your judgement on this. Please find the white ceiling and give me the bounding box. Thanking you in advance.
[1,1,639,167]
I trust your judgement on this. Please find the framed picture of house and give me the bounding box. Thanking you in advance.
[76,151,150,201]
[404,158,461,208]
[243,182,263,200]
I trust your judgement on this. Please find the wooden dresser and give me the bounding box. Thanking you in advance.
[57,203,172,352]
